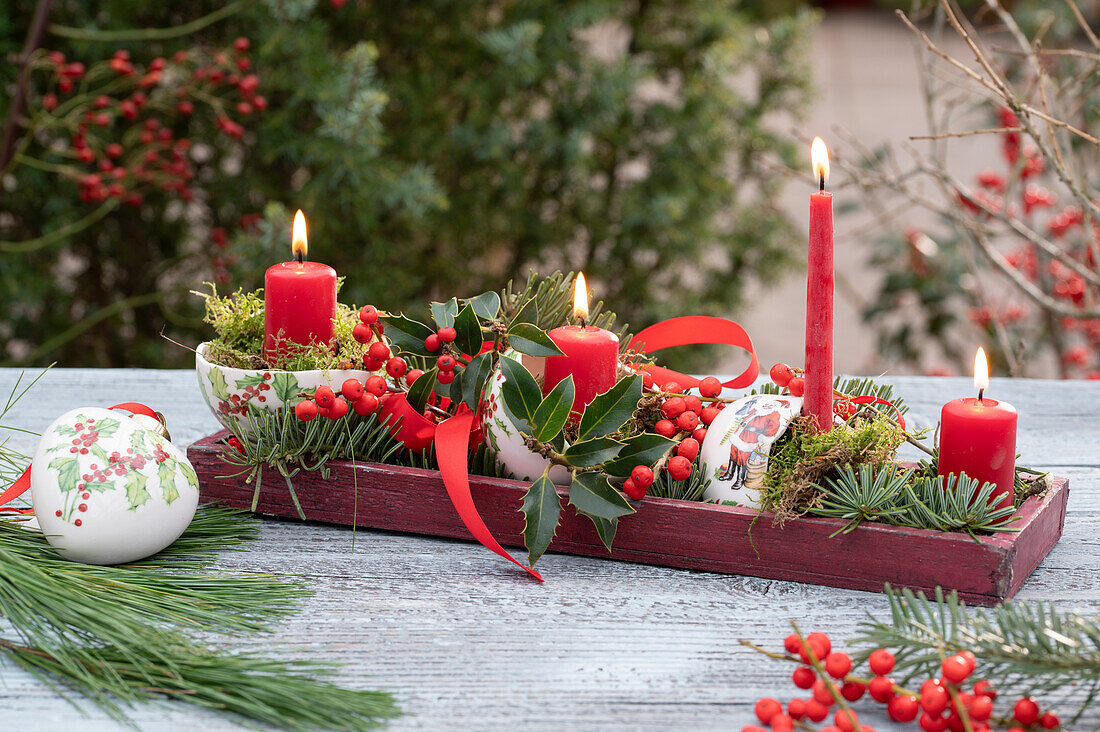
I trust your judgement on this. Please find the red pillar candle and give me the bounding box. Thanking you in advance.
[938,347,1018,511]
[804,136,834,433]
[263,210,337,368]
[543,273,619,414]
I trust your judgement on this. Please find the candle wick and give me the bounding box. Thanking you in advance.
[819,175,825,192]
[977,388,984,403]
[295,251,305,264]
[579,317,587,328]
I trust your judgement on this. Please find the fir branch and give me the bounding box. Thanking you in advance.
[857,586,1100,719]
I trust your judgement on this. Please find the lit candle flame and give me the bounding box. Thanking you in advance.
[974,346,989,395]
[292,210,308,262]
[573,272,589,323]
[811,137,830,189]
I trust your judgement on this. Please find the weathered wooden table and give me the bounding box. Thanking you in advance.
[1,368,1097,731]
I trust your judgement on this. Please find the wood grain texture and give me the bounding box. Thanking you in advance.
[190,431,1068,605]
[0,368,1098,731]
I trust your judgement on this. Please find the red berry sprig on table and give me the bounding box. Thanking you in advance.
[743,630,1064,732]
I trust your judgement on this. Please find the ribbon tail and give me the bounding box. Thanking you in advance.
[0,466,33,513]
[435,412,543,582]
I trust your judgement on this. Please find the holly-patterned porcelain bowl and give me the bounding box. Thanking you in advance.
[195,342,373,433]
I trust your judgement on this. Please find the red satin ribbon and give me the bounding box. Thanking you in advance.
[626,316,760,390]
[0,402,162,515]
[435,410,543,582]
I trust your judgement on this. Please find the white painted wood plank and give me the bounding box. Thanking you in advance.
[0,368,1096,731]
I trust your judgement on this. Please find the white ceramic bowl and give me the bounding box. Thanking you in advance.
[195,342,374,432]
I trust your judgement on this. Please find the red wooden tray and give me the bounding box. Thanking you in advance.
[188,431,1068,605]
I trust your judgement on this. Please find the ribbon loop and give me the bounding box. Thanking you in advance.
[626,316,760,390]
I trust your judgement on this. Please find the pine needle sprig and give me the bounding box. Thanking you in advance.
[649,457,709,500]
[500,270,632,347]
[857,586,1100,720]
[834,375,909,415]
[812,464,915,535]
[904,473,1019,537]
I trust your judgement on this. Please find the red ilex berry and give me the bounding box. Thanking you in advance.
[676,411,699,432]
[798,633,830,663]
[1039,712,1060,729]
[941,652,975,684]
[804,699,829,722]
[700,406,720,425]
[770,362,794,387]
[811,679,833,705]
[787,698,807,720]
[622,478,646,500]
[769,714,794,732]
[1013,698,1040,725]
[839,680,865,702]
[692,427,707,443]
[868,675,895,703]
[753,698,782,725]
[676,438,700,462]
[437,370,456,385]
[662,381,684,394]
[920,680,949,716]
[234,36,251,52]
[889,694,920,723]
[295,400,318,421]
[972,680,996,699]
[660,397,686,420]
[314,385,335,409]
[654,419,677,438]
[368,342,390,362]
[327,396,349,419]
[683,395,702,414]
[405,369,424,386]
[424,334,442,352]
[341,378,364,401]
[969,694,993,722]
[698,376,722,397]
[740,727,765,732]
[364,375,387,396]
[787,376,806,397]
[868,648,895,676]
[386,357,408,379]
[920,712,947,732]
[353,393,380,416]
[784,634,803,655]
[437,355,457,371]
[630,465,655,489]
[352,322,373,343]
[824,652,852,680]
[667,456,691,481]
[359,304,378,325]
[834,708,859,732]
[792,665,815,689]
[437,326,457,343]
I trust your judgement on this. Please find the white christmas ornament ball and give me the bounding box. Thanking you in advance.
[31,407,199,565]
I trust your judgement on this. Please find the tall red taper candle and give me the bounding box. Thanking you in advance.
[264,210,337,368]
[805,137,834,433]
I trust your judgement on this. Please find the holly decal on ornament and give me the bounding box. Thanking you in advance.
[45,413,197,525]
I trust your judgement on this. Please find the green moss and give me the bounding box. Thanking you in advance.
[195,284,370,371]
[761,413,905,523]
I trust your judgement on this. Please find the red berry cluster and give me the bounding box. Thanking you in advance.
[624,375,724,500]
[353,306,391,368]
[743,630,1062,732]
[769,363,805,397]
[943,106,1100,378]
[33,40,264,210]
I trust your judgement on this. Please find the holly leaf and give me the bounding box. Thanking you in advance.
[465,291,501,320]
[235,374,267,388]
[583,514,618,553]
[124,471,151,511]
[568,472,634,521]
[90,443,110,466]
[509,296,539,327]
[531,375,573,442]
[406,367,439,414]
[380,314,436,357]
[54,424,78,437]
[459,351,493,410]
[521,472,561,566]
[602,433,677,478]
[562,436,624,467]
[180,459,199,491]
[130,429,149,453]
[94,418,120,439]
[576,375,642,442]
[208,368,231,401]
[159,460,180,504]
[498,355,542,433]
[48,456,81,493]
[430,298,459,328]
[270,372,299,404]
[85,479,115,494]
[507,323,564,357]
[452,302,484,357]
